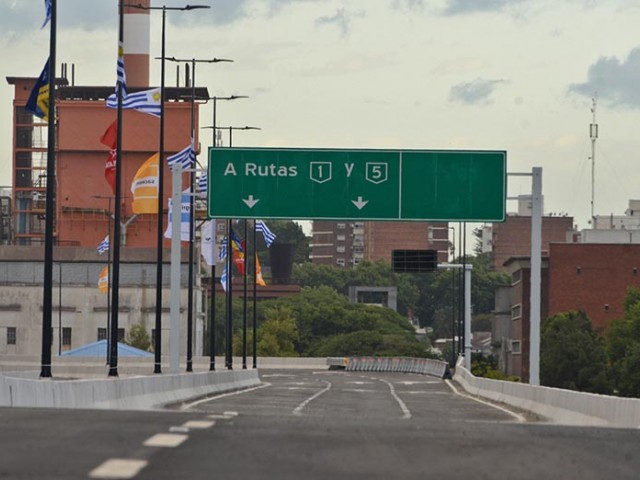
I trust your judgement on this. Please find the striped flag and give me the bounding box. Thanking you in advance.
[167,142,195,169]
[97,235,109,255]
[220,263,229,292]
[198,172,207,195]
[116,40,127,96]
[42,0,52,29]
[218,238,227,261]
[256,220,276,247]
[106,87,161,117]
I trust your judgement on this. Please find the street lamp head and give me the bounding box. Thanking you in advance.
[184,5,211,10]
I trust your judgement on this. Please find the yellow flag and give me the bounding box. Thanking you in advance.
[131,153,159,214]
[98,265,109,294]
[255,254,266,286]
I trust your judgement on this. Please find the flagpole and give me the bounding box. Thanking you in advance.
[186,59,196,373]
[243,220,248,369]
[253,220,257,368]
[226,219,233,369]
[108,2,125,377]
[40,0,57,378]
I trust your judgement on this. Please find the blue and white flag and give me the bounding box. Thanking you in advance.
[26,58,50,121]
[164,189,191,241]
[97,235,109,255]
[42,0,52,29]
[116,40,127,96]
[106,87,161,117]
[256,220,276,247]
[198,172,207,195]
[167,142,195,169]
[220,263,229,292]
[218,237,227,261]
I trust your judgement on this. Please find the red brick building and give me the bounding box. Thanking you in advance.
[311,220,449,267]
[489,215,574,273]
[548,243,640,331]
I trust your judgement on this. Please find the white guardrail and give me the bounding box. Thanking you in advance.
[327,356,450,378]
[453,358,640,428]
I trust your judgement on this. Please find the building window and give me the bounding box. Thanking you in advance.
[118,328,125,343]
[97,328,107,341]
[353,258,362,265]
[217,223,226,231]
[511,304,522,320]
[62,327,72,348]
[336,245,346,253]
[336,258,346,266]
[511,270,522,285]
[511,340,521,354]
[7,327,16,345]
[336,223,346,229]
[337,234,346,241]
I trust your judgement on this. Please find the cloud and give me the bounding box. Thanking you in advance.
[315,8,362,36]
[444,0,528,15]
[449,78,505,105]
[392,0,426,11]
[569,48,640,109]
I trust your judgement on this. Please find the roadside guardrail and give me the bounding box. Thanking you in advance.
[327,356,450,378]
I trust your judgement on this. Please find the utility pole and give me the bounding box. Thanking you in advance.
[590,96,598,225]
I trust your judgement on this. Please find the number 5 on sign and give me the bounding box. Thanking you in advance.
[366,162,388,184]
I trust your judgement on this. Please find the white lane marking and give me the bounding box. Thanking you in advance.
[375,378,412,420]
[223,411,239,417]
[445,380,527,423]
[143,433,188,448]
[89,459,147,479]
[207,414,234,420]
[262,374,296,378]
[342,388,377,393]
[180,382,271,410]
[398,380,439,385]
[169,426,190,433]
[182,420,215,429]
[345,381,373,385]
[404,391,449,395]
[293,380,332,415]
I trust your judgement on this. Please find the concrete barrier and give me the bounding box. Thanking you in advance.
[0,369,260,411]
[453,360,640,428]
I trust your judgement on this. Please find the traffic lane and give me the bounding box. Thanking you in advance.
[0,407,198,479]
[143,378,640,480]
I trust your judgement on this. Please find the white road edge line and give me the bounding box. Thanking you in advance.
[445,379,527,423]
[376,377,412,420]
[180,382,272,410]
[89,459,148,479]
[143,433,189,448]
[293,380,332,415]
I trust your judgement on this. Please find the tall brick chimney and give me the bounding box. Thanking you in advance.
[123,0,150,87]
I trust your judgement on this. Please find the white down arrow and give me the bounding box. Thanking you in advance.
[351,196,369,210]
[242,195,260,208]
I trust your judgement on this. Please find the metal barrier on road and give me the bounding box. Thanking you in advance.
[327,356,449,378]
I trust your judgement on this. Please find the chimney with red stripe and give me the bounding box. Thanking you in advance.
[123,1,150,88]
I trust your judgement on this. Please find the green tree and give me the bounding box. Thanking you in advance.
[125,324,152,352]
[540,310,611,394]
[605,287,640,396]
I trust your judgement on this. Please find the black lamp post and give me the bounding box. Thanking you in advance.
[166,57,233,372]
[127,3,210,374]
[213,126,262,147]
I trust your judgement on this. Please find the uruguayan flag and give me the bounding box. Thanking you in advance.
[42,0,52,29]
[97,235,109,255]
[198,173,207,195]
[106,87,161,117]
[167,143,195,169]
[256,220,276,247]
[218,237,227,261]
[220,263,229,292]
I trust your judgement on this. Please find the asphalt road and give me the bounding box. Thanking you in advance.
[1,369,639,479]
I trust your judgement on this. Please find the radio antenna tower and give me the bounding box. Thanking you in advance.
[590,96,598,224]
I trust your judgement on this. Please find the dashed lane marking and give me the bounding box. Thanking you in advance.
[182,420,216,429]
[89,459,147,479]
[143,433,189,448]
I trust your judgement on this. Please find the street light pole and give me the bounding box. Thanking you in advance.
[128,3,210,374]
[166,57,233,372]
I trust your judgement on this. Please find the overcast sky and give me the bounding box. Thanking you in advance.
[1,0,640,236]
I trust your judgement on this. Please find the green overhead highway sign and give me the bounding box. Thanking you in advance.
[207,147,506,222]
